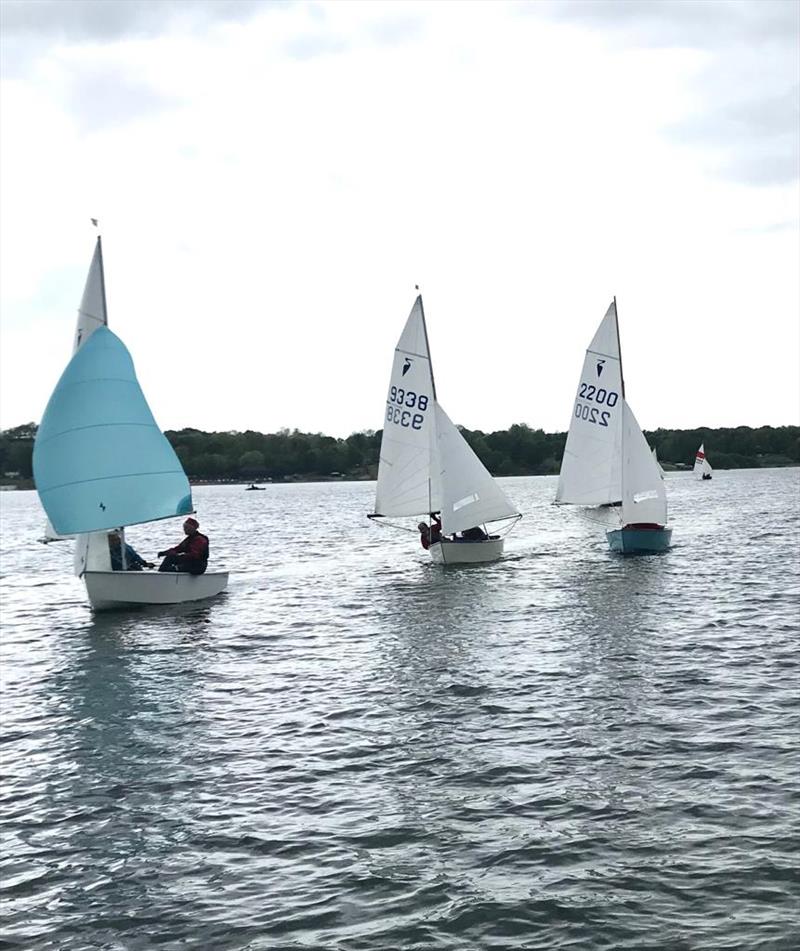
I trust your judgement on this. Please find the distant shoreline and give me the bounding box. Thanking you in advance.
[3,463,798,494]
[2,423,798,488]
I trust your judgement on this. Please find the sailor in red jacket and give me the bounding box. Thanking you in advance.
[418,513,443,550]
[157,517,210,575]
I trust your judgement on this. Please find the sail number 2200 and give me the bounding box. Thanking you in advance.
[575,385,618,428]
[386,387,428,430]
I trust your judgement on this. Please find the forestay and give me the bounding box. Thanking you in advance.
[373,297,441,517]
[556,301,624,506]
[620,401,667,526]
[33,326,193,536]
[434,402,518,535]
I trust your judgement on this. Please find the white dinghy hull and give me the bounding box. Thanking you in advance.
[430,537,504,565]
[83,571,229,611]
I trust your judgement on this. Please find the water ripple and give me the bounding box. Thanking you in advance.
[1,469,798,949]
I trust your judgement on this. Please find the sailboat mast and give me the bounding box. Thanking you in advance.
[97,235,109,325]
[418,293,438,402]
[613,295,625,399]
[615,295,626,516]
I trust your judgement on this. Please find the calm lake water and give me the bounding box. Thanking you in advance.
[1,469,799,950]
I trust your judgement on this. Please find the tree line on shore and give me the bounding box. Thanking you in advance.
[2,422,797,484]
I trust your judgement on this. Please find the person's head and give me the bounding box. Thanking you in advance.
[108,531,121,547]
[417,521,429,535]
[183,517,199,535]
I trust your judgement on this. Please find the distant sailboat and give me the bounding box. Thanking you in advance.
[556,299,672,554]
[33,237,229,610]
[652,446,665,480]
[694,443,713,480]
[369,295,520,564]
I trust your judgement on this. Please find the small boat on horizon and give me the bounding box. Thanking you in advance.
[694,443,713,480]
[555,298,672,554]
[245,483,266,491]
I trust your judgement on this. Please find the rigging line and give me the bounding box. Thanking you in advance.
[368,516,417,534]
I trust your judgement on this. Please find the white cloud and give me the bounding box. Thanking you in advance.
[1,0,797,437]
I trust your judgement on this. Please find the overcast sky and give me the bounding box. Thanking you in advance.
[1,0,798,437]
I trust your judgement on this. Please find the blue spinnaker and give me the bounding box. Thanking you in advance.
[33,327,193,535]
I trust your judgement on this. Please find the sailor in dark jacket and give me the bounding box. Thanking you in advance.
[158,517,209,574]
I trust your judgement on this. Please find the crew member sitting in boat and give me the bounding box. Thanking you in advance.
[460,526,488,541]
[158,517,209,575]
[108,531,154,571]
[418,513,443,550]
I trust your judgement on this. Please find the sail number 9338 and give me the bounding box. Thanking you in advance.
[386,387,429,430]
[575,384,619,428]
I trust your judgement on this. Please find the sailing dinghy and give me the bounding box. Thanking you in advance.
[694,443,713,480]
[555,299,672,554]
[34,238,229,611]
[369,295,520,564]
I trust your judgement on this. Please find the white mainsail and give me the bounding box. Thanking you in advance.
[694,443,713,479]
[556,301,624,506]
[434,402,518,536]
[74,237,108,351]
[373,297,441,517]
[621,402,668,526]
[42,236,109,544]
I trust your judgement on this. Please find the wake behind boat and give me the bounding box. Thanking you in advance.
[555,299,672,554]
[369,294,520,564]
[33,234,229,610]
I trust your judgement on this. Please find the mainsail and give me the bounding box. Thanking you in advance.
[42,236,109,543]
[373,297,441,517]
[74,236,108,352]
[33,327,192,536]
[556,300,624,506]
